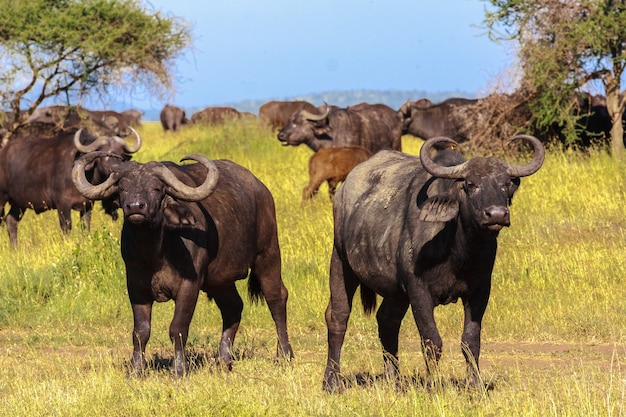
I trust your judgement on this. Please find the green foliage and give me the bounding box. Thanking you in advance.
[0,0,191,134]
[0,122,625,415]
[483,0,626,153]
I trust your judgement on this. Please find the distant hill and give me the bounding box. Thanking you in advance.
[141,89,476,121]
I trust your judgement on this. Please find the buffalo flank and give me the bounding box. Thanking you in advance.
[302,145,373,202]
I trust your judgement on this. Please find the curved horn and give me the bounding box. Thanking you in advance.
[302,103,330,121]
[419,137,469,179]
[74,128,103,152]
[506,134,545,177]
[72,151,122,199]
[152,154,219,202]
[122,126,142,153]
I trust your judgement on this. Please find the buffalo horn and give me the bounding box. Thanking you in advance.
[302,103,330,121]
[74,127,142,154]
[152,154,219,202]
[505,135,545,177]
[419,137,469,179]
[122,127,142,153]
[73,128,110,153]
[72,151,123,199]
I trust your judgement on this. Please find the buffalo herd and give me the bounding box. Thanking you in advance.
[0,96,561,390]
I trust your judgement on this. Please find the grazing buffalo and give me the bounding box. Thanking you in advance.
[25,105,131,137]
[160,104,188,132]
[72,151,294,376]
[302,145,372,202]
[0,128,141,247]
[258,100,318,130]
[323,135,544,392]
[399,97,480,142]
[277,103,403,153]
[190,106,241,125]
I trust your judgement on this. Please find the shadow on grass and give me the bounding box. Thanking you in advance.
[121,345,259,378]
[333,371,498,394]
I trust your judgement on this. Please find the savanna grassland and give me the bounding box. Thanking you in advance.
[0,120,625,416]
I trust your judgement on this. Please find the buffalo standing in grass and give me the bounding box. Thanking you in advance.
[190,106,242,125]
[323,135,544,392]
[160,104,188,132]
[399,97,480,142]
[302,145,372,202]
[25,105,131,137]
[258,100,318,130]
[72,151,294,376]
[277,103,403,153]
[0,128,141,247]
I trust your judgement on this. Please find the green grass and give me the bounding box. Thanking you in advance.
[0,121,625,416]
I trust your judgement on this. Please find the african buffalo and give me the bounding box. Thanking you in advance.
[302,145,372,202]
[277,103,403,153]
[323,135,544,392]
[25,105,131,137]
[399,97,480,142]
[0,128,141,247]
[121,109,143,127]
[258,100,318,130]
[397,98,433,134]
[72,151,294,376]
[190,106,241,125]
[160,104,188,132]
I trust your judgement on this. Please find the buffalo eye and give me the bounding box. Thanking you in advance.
[501,179,513,193]
[464,181,479,194]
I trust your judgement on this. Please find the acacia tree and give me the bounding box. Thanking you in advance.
[484,0,626,157]
[0,0,191,143]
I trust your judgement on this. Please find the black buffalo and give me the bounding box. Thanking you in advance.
[323,135,544,391]
[25,105,131,137]
[0,128,141,247]
[160,104,188,132]
[190,106,242,125]
[258,100,318,130]
[72,152,294,376]
[399,97,480,142]
[277,103,403,153]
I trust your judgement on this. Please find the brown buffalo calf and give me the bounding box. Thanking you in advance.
[302,145,373,202]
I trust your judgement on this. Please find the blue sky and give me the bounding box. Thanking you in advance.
[132,0,514,110]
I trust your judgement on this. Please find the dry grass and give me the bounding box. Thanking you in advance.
[0,122,624,416]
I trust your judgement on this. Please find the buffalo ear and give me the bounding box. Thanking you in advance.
[418,196,459,222]
[163,196,197,227]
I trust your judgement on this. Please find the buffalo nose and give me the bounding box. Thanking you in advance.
[125,201,146,214]
[484,205,510,226]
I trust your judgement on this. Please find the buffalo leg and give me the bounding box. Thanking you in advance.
[327,179,340,199]
[323,248,360,392]
[5,206,23,248]
[130,303,153,376]
[461,291,489,387]
[250,244,294,361]
[170,286,200,376]
[301,177,324,201]
[376,295,409,382]
[57,208,73,234]
[407,283,442,377]
[211,284,244,368]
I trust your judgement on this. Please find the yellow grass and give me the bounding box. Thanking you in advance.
[0,121,625,416]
